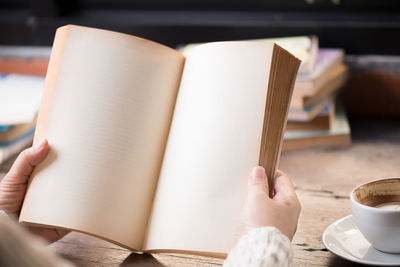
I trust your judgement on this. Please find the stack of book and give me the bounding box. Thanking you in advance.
[180,36,351,151]
[0,46,49,163]
[0,116,37,164]
[283,38,351,151]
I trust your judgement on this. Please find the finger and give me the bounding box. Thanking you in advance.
[273,171,296,201]
[247,166,269,196]
[3,138,49,185]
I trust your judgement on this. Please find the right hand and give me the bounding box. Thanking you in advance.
[238,166,301,240]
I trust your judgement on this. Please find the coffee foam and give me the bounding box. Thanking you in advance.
[375,202,400,210]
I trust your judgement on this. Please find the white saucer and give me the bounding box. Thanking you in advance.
[323,215,400,266]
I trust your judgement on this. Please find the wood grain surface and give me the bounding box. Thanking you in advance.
[1,118,399,266]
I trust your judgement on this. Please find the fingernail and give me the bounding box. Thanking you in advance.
[34,138,47,151]
[252,166,266,180]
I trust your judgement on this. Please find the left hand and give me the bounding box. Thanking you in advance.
[0,138,69,243]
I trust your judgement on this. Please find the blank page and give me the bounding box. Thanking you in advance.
[145,42,273,254]
[20,25,184,250]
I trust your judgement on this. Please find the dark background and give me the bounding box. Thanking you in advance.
[1,0,400,54]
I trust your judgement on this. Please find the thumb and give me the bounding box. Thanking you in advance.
[247,166,270,196]
[3,138,49,185]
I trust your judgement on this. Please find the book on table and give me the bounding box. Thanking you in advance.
[293,49,344,97]
[19,25,300,257]
[286,100,335,132]
[0,119,36,144]
[0,74,45,163]
[290,64,348,110]
[0,128,35,164]
[287,95,333,122]
[284,47,350,151]
[288,54,346,122]
[283,102,351,151]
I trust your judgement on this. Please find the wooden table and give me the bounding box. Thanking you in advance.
[1,118,399,266]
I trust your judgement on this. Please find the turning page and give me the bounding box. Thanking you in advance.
[20,25,185,250]
[145,42,276,254]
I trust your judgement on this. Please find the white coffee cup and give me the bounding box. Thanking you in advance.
[350,178,400,253]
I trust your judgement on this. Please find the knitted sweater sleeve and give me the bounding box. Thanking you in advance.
[223,227,292,267]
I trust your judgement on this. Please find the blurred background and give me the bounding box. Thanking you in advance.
[0,0,399,162]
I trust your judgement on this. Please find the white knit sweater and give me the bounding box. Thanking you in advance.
[224,227,292,267]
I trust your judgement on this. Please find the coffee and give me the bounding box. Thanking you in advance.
[375,201,400,210]
[361,195,400,208]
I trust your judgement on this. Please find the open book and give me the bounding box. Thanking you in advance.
[19,25,300,257]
